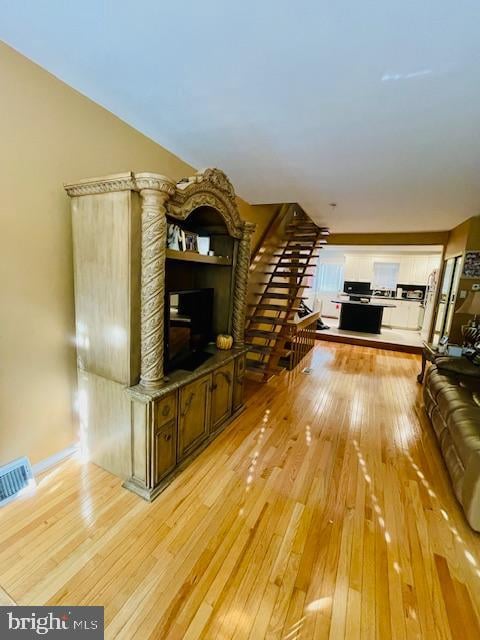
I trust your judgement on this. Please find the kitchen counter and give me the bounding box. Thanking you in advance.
[332,299,396,308]
[341,293,424,303]
[331,298,396,334]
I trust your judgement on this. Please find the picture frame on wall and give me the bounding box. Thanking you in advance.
[462,251,480,278]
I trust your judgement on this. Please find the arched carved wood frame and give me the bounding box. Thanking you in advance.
[166,168,244,239]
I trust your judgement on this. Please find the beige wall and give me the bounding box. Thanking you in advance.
[0,43,272,466]
[444,218,471,259]
[445,216,480,342]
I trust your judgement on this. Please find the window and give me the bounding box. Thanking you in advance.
[314,263,344,292]
[372,262,399,290]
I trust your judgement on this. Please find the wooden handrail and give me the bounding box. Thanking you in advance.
[286,311,320,329]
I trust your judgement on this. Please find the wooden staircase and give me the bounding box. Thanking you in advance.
[245,212,329,380]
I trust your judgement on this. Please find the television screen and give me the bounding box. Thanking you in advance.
[165,288,214,372]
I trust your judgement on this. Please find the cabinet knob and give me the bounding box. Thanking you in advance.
[163,433,172,442]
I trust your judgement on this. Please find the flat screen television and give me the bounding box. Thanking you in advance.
[164,288,214,372]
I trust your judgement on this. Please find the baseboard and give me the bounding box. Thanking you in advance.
[32,443,79,476]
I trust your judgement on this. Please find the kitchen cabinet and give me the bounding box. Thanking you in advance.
[399,255,439,286]
[344,255,372,282]
[411,256,426,284]
[385,300,422,330]
[392,300,410,328]
[398,257,413,284]
[344,253,439,288]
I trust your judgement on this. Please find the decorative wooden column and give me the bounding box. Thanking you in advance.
[233,221,256,348]
[136,173,176,388]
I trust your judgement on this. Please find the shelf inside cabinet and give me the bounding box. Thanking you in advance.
[166,249,232,265]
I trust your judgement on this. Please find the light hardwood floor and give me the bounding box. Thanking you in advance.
[1,343,480,639]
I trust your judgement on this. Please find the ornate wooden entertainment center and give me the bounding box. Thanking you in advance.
[65,169,254,500]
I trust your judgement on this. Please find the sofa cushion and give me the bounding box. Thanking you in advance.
[440,428,465,502]
[431,406,448,439]
[423,385,437,419]
[447,407,480,468]
[437,386,478,416]
[427,368,461,400]
[436,356,480,378]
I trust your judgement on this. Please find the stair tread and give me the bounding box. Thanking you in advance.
[283,242,326,248]
[266,261,316,265]
[261,283,311,289]
[255,292,308,299]
[246,329,282,338]
[286,232,320,237]
[264,266,315,272]
[248,316,289,325]
[273,252,321,257]
[246,344,274,354]
[260,274,314,279]
[248,303,301,312]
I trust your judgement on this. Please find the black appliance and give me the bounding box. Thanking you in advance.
[343,281,371,300]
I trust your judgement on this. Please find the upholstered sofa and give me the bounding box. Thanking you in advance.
[423,356,480,531]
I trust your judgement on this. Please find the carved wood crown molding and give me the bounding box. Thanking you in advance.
[64,167,249,238]
[64,171,176,197]
[167,168,244,238]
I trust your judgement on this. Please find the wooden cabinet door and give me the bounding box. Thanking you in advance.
[152,421,176,486]
[233,355,245,412]
[178,374,211,459]
[211,362,234,432]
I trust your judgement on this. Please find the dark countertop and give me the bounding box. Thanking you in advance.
[331,299,396,308]
[127,345,247,402]
[341,293,423,303]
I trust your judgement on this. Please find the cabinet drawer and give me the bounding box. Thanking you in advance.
[211,361,234,432]
[233,355,245,412]
[152,420,176,486]
[153,393,176,429]
[178,374,211,459]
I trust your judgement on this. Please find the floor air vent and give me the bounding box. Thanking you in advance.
[0,457,34,506]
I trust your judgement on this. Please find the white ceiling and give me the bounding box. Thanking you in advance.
[2,1,480,233]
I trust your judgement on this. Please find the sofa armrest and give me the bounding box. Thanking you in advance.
[436,356,480,379]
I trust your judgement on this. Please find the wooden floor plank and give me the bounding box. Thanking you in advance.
[0,343,479,639]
